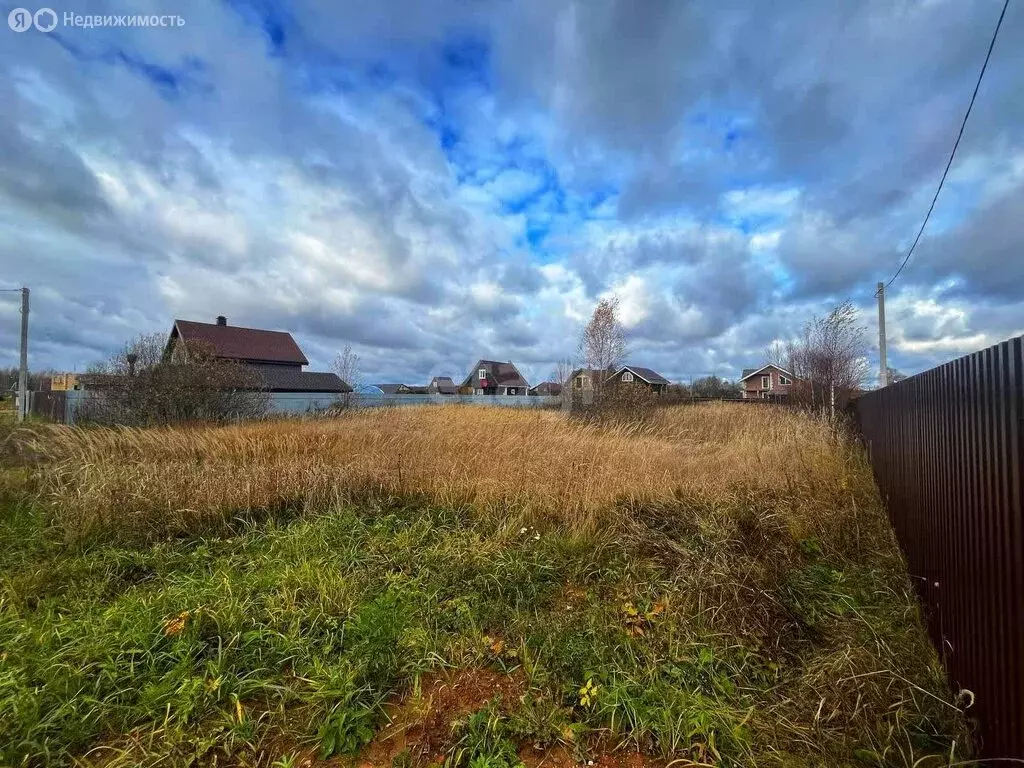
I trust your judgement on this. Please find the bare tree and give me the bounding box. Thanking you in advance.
[81,333,268,425]
[552,358,574,389]
[331,345,362,404]
[578,296,627,396]
[764,340,792,372]
[788,301,870,417]
[93,332,166,376]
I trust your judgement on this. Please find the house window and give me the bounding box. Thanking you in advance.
[761,375,770,390]
[478,369,486,379]
[761,391,768,399]
[779,375,792,385]
[508,388,516,396]
[622,371,634,383]
[574,376,583,389]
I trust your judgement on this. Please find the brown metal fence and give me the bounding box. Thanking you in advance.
[854,334,1024,759]
[28,390,68,423]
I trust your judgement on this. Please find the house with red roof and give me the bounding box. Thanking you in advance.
[459,359,529,396]
[165,315,351,393]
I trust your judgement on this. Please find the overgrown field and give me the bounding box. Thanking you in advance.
[1,404,969,766]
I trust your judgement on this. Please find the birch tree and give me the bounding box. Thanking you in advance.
[579,296,627,380]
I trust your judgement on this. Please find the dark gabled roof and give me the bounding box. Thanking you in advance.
[740,363,795,382]
[429,376,458,394]
[377,383,407,395]
[530,381,562,395]
[171,320,309,366]
[608,366,669,385]
[460,359,529,389]
[247,365,351,393]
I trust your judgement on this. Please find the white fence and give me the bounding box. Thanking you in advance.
[59,390,563,424]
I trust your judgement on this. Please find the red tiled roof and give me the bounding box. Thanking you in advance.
[172,320,309,366]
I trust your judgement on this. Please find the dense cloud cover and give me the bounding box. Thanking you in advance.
[2,0,1022,385]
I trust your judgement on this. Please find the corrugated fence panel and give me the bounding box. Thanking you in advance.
[854,335,1024,759]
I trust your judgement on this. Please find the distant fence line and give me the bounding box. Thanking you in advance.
[854,334,1024,759]
[33,390,564,424]
[26,390,776,424]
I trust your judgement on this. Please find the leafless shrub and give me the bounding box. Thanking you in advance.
[330,344,360,407]
[571,381,659,426]
[786,301,871,416]
[77,333,269,426]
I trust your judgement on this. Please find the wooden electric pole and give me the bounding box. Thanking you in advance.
[17,287,29,422]
[876,281,889,388]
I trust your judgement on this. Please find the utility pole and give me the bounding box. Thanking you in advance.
[876,281,889,388]
[17,287,29,422]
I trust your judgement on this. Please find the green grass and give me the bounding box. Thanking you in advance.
[0,483,966,767]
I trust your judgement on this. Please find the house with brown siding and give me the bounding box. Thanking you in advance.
[740,364,796,399]
[165,316,351,393]
[605,365,669,394]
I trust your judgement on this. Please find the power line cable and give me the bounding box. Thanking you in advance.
[881,0,1010,292]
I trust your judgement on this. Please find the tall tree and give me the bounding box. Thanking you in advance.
[578,296,627,382]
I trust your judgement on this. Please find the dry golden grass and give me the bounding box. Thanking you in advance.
[30,403,869,544]
[7,403,970,764]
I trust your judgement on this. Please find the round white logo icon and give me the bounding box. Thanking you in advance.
[8,8,33,31]
[34,7,57,32]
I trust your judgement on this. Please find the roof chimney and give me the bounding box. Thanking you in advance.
[216,315,227,326]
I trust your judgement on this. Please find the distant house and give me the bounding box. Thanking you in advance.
[428,376,457,395]
[568,368,604,393]
[740,364,796,400]
[377,383,413,395]
[165,316,351,393]
[51,373,79,391]
[529,381,562,396]
[605,366,669,394]
[460,359,529,396]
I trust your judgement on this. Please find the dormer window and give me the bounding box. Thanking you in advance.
[478,369,486,379]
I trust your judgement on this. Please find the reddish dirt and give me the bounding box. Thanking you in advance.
[358,667,527,767]
[247,668,668,768]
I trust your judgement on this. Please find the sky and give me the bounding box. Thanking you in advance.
[2,0,1022,387]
